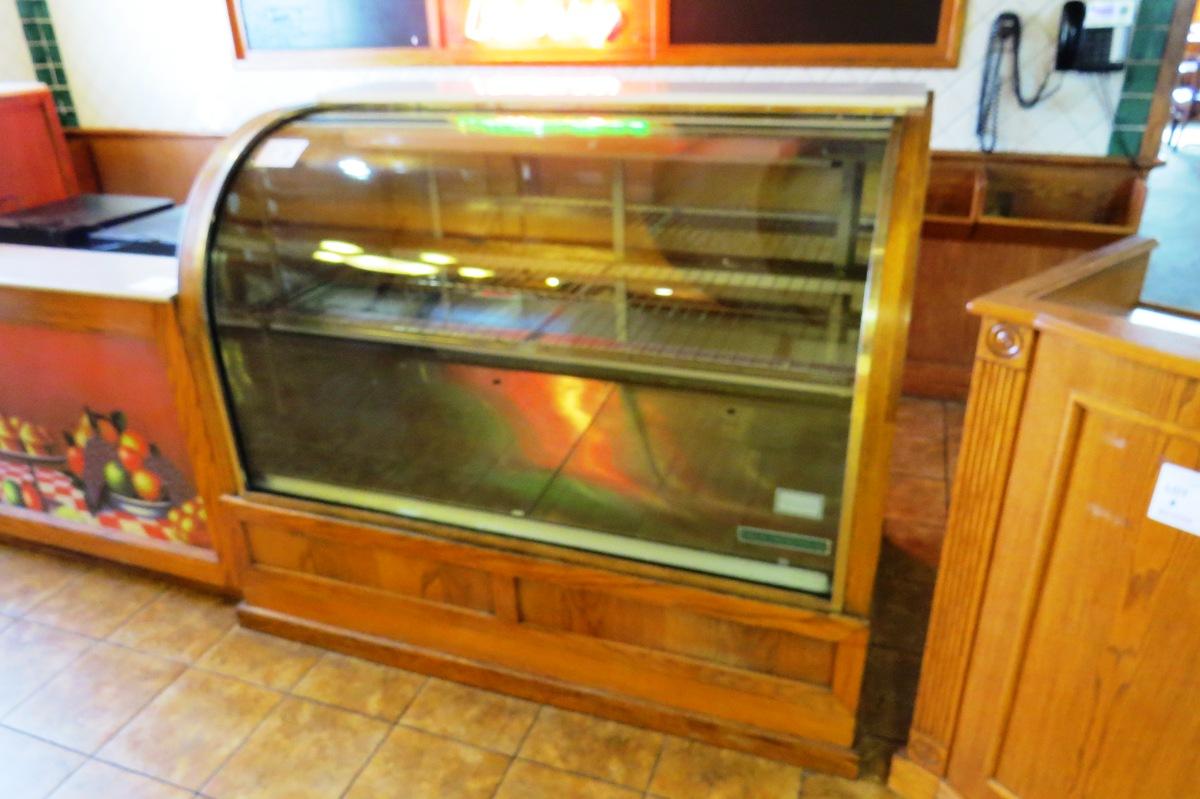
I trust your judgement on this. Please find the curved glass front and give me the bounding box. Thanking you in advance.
[206,106,898,597]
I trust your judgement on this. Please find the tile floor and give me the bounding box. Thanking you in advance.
[0,397,962,799]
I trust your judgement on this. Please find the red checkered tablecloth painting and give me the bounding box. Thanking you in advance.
[0,460,209,549]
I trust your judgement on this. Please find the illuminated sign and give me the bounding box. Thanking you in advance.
[464,0,624,48]
[455,114,651,138]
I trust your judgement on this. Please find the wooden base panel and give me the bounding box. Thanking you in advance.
[889,751,962,799]
[238,602,861,778]
[0,510,227,590]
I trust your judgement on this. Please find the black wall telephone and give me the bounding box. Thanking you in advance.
[1057,1,1135,72]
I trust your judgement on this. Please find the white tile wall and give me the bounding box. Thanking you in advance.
[42,0,1129,154]
[0,2,36,82]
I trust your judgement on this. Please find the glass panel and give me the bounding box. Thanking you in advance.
[208,109,895,596]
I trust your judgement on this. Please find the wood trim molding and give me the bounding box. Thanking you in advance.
[904,316,1036,775]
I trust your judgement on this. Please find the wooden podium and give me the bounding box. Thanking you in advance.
[891,237,1200,798]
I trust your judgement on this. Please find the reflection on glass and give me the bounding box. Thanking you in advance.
[207,109,896,596]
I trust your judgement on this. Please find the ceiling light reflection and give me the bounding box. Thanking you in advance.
[337,157,372,181]
[318,240,363,255]
[346,254,440,276]
[419,252,458,266]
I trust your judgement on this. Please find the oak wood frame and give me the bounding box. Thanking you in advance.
[223,0,965,67]
[0,288,238,591]
[176,97,930,773]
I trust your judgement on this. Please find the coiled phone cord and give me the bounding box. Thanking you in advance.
[977,13,1059,152]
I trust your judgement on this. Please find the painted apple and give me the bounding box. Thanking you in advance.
[118,430,149,458]
[131,469,163,502]
[118,446,143,473]
[20,484,43,512]
[2,479,22,506]
[103,460,133,496]
[67,446,85,476]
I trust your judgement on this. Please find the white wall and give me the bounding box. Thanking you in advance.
[0,2,35,82]
[42,0,1128,154]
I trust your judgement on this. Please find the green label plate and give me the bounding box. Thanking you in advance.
[736,526,832,556]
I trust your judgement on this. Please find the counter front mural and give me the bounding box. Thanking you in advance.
[0,322,209,550]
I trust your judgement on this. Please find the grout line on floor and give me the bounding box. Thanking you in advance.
[488,703,543,799]
[0,635,99,728]
[642,732,668,793]
[194,689,287,795]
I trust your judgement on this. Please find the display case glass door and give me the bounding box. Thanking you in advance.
[208,108,896,596]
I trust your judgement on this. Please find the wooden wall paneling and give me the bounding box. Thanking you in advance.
[65,130,223,204]
[903,238,1084,399]
[0,87,78,213]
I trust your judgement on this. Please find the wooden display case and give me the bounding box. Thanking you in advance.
[178,82,932,774]
[891,237,1200,798]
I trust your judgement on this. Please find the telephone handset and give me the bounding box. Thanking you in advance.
[1056,0,1136,72]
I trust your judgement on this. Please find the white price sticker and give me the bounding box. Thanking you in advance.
[1147,462,1200,537]
[773,487,825,521]
[252,138,309,169]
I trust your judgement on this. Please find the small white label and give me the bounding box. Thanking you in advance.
[252,137,309,169]
[1083,0,1135,29]
[1147,462,1200,537]
[773,487,825,521]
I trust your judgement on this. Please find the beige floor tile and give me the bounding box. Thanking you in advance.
[48,760,192,799]
[495,760,640,799]
[25,566,164,637]
[0,549,83,616]
[0,726,85,799]
[203,696,388,799]
[346,726,509,799]
[519,706,663,789]
[5,642,184,752]
[884,475,948,526]
[648,737,803,799]
[109,587,237,662]
[292,651,425,720]
[890,418,947,481]
[99,668,281,789]
[0,620,92,714]
[801,774,896,798]
[196,626,322,690]
[401,677,539,755]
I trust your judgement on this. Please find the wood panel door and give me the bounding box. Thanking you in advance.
[946,333,1200,799]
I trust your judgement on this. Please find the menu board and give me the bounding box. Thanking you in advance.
[237,0,429,50]
[670,0,945,46]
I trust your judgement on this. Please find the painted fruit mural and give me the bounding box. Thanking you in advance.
[0,407,209,549]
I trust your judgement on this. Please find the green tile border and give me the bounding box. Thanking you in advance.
[14,0,77,128]
[1106,0,1176,157]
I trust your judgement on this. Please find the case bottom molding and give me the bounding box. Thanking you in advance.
[238,603,861,778]
[888,751,963,799]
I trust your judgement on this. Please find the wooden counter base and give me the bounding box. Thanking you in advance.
[239,603,861,777]
[222,492,868,776]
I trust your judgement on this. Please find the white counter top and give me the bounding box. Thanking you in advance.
[0,244,178,302]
